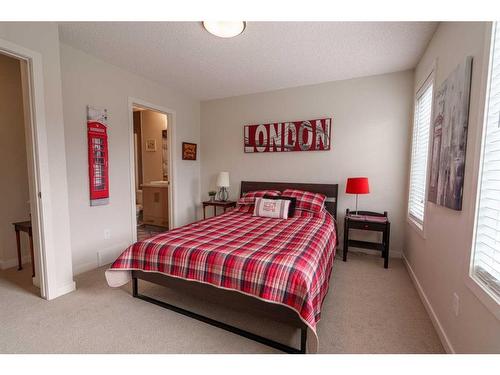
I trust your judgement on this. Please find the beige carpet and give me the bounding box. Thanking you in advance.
[0,252,444,353]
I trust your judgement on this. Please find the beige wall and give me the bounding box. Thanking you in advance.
[201,70,414,255]
[404,22,500,353]
[140,110,167,184]
[59,43,200,275]
[0,23,75,298]
[0,53,30,269]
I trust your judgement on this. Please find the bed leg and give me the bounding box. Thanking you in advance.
[132,277,138,297]
[300,327,307,354]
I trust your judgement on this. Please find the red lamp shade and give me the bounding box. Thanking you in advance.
[346,177,370,194]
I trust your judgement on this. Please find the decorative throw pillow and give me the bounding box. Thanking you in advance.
[237,190,281,205]
[282,189,326,213]
[253,197,290,219]
[263,194,296,217]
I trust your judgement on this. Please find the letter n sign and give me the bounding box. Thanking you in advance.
[243,118,332,153]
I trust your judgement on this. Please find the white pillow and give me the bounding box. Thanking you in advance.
[253,197,290,219]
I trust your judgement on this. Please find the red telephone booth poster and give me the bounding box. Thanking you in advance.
[87,106,109,206]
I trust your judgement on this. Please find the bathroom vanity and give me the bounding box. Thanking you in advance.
[141,181,169,228]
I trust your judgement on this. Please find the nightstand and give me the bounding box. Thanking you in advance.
[343,209,391,268]
[202,200,237,219]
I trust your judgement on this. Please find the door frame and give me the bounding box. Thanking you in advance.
[0,38,53,299]
[127,97,176,242]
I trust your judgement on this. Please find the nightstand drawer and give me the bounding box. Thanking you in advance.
[348,220,387,232]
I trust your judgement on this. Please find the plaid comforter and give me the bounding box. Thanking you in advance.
[105,206,336,352]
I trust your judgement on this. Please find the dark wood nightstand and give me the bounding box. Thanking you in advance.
[343,209,391,268]
[202,200,237,219]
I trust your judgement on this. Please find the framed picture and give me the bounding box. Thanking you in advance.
[182,142,197,160]
[145,139,156,152]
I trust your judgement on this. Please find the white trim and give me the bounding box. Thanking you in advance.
[72,241,131,276]
[464,274,500,320]
[127,98,177,244]
[407,65,436,240]
[415,58,438,95]
[97,242,131,267]
[415,67,435,98]
[463,22,500,319]
[0,38,57,300]
[51,281,76,299]
[407,215,425,239]
[342,247,402,259]
[402,254,455,354]
[72,260,99,277]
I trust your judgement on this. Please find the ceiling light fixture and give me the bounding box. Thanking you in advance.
[203,21,246,38]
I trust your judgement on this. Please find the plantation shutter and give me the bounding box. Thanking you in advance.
[408,81,433,226]
[472,22,500,300]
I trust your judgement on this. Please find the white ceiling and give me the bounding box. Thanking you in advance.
[59,22,438,100]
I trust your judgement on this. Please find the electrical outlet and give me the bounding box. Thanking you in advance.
[453,292,460,316]
[104,229,111,240]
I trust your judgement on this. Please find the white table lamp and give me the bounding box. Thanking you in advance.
[216,172,230,201]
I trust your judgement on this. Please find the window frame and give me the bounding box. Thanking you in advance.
[465,22,500,320]
[407,69,435,237]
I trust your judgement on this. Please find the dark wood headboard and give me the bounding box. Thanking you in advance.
[240,181,339,220]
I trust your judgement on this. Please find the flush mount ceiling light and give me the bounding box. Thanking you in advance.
[203,21,246,38]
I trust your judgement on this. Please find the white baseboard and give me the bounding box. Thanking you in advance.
[341,247,402,258]
[402,253,455,353]
[0,255,31,270]
[97,242,128,267]
[73,260,98,276]
[48,281,76,300]
[72,242,129,276]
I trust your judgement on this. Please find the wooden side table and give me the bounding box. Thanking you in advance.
[343,209,391,268]
[13,220,35,277]
[202,200,236,219]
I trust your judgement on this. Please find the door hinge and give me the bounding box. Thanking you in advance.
[38,192,42,199]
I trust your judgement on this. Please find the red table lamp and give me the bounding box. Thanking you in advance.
[346,177,370,214]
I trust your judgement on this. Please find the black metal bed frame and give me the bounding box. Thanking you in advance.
[132,276,307,353]
[129,181,338,354]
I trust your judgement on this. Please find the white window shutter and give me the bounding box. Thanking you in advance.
[472,22,500,300]
[408,82,433,226]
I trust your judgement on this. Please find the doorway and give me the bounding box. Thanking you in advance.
[130,101,174,242]
[0,52,40,295]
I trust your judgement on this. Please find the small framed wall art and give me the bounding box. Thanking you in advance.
[145,139,157,152]
[182,142,197,160]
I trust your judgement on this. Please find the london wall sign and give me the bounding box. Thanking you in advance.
[244,118,332,153]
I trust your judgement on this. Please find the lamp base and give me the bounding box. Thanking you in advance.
[348,194,363,216]
[217,187,228,201]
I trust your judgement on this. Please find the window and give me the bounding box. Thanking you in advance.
[471,22,500,302]
[408,79,434,228]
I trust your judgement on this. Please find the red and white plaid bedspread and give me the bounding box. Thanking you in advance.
[105,207,336,352]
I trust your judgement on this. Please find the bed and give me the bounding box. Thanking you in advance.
[105,181,338,353]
